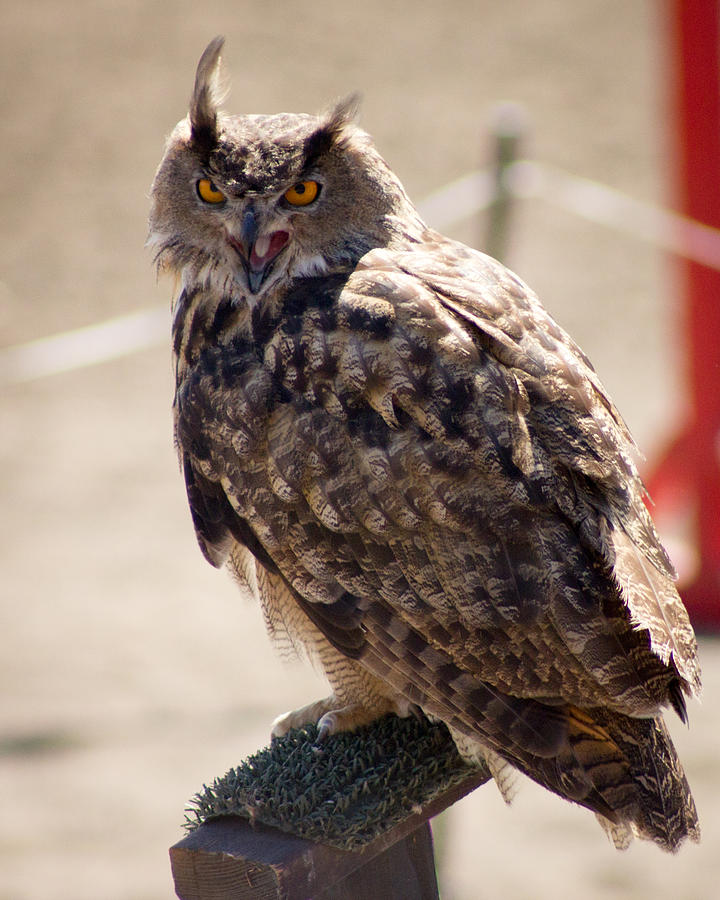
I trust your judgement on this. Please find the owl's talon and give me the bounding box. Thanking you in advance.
[316,712,339,742]
[270,694,409,743]
[270,696,343,739]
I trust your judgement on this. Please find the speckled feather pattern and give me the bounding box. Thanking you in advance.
[151,39,700,852]
[172,241,700,848]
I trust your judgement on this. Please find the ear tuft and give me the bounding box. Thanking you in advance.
[190,36,226,154]
[326,93,362,131]
[303,93,361,167]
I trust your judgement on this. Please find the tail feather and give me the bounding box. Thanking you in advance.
[558,706,700,851]
[596,710,699,851]
[450,700,699,851]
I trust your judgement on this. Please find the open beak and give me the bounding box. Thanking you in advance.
[228,208,290,294]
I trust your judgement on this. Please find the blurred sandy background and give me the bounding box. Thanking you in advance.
[1,1,718,898]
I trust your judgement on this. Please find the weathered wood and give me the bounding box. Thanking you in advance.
[170,767,487,899]
[171,817,438,900]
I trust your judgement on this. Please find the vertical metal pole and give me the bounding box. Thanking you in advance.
[649,0,720,625]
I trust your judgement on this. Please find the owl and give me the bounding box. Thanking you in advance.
[149,37,701,851]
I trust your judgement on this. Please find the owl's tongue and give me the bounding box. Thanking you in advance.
[249,230,290,270]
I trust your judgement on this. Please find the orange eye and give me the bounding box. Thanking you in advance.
[196,178,226,204]
[284,180,320,207]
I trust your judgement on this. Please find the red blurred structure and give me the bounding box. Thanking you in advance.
[646,0,720,628]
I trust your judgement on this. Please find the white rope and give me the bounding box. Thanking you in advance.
[2,162,719,384]
[0,306,168,385]
[510,161,720,270]
[417,170,495,231]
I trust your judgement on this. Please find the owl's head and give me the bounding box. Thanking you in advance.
[149,37,423,300]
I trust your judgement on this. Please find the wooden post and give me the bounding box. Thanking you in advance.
[484,103,526,263]
[171,818,437,900]
[170,768,487,899]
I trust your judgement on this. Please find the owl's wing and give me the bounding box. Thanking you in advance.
[388,235,700,684]
[176,237,699,755]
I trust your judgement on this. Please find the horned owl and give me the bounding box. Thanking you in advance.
[149,37,701,851]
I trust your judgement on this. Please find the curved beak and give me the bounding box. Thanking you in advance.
[229,208,290,294]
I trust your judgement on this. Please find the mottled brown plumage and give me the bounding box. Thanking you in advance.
[149,37,701,851]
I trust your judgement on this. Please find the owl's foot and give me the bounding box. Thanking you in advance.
[271,694,412,742]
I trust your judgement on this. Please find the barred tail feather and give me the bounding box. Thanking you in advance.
[564,706,700,851]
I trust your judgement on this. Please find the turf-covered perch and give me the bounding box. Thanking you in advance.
[184,714,490,851]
